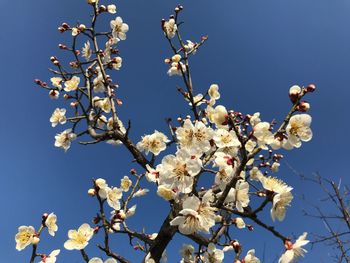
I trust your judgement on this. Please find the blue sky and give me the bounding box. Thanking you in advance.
[1,0,350,262]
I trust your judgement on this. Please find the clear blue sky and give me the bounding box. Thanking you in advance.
[1,0,349,262]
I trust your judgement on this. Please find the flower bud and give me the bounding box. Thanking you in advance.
[61,23,70,29]
[88,188,96,196]
[42,213,49,221]
[289,85,301,103]
[34,79,42,85]
[31,236,40,245]
[87,0,97,4]
[297,101,310,112]
[99,5,107,12]
[78,24,86,31]
[58,27,65,33]
[49,90,59,99]
[305,83,316,93]
[70,101,78,107]
[93,226,100,234]
[50,56,57,62]
[172,54,181,62]
[58,44,67,50]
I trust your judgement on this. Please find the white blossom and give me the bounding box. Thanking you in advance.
[163,18,177,38]
[54,129,76,151]
[39,249,60,263]
[279,233,309,263]
[15,226,35,251]
[107,4,117,14]
[45,213,58,236]
[244,249,260,263]
[137,131,170,156]
[110,17,129,40]
[64,76,80,92]
[82,41,92,61]
[121,176,132,192]
[208,84,220,101]
[286,114,312,148]
[201,243,224,263]
[64,223,94,250]
[176,119,214,154]
[207,105,228,127]
[50,108,66,127]
[213,129,240,149]
[50,77,62,89]
[157,149,202,194]
[253,122,274,149]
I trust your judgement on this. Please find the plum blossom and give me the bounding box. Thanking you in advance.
[286,114,312,148]
[64,76,80,92]
[163,18,177,38]
[54,129,76,151]
[157,149,202,194]
[224,180,250,212]
[64,223,94,250]
[39,249,60,263]
[50,108,66,127]
[208,84,220,101]
[206,105,228,127]
[243,249,260,263]
[15,226,35,251]
[120,176,132,192]
[253,122,274,149]
[213,129,240,149]
[50,77,62,89]
[157,185,176,201]
[184,40,196,54]
[279,233,309,263]
[110,17,129,40]
[167,61,186,76]
[106,187,123,210]
[170,195,216,235]
[176,119,214,154]
[82,41,92,61]
[180,244,195,263]
[93,96,111,113]
[271,188,293,222]
[45,213,58,236]
[201,243,224,263]
[107,4,117,14]
[136,130,170,156]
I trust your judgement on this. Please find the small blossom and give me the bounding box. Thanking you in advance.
[208,84,220,100]
[15,225,35,251]
[286,114,313,148]
[244,249,260,263]
[249,112,261,127]
[39,249,60,263]
[54,129,77,151]
[213,129,240,149]
[271,188,293,222]
[64,76,80,92]
[180,244,195,262]
[50,77,63,89]
[157,185,175,201]
[163,18,177,38]
[167,61,186,76]
[64,223,94,250]
[253,122,274,149]
[82,41,92,61]
[133,188,149,197]
[234,217,246,229]
[110,17,129,40]
[207,105,228,127]
[201,243,224,263]
[136,131,170,156]
[279,233,309,263]
[121,176,132,192]
[45,213,58,236]
[107,4,117,14]
[184,40,196,54]
[50,108,67,127]
[106,187,123,210]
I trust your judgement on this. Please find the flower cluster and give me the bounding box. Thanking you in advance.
[26,2,316,263]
